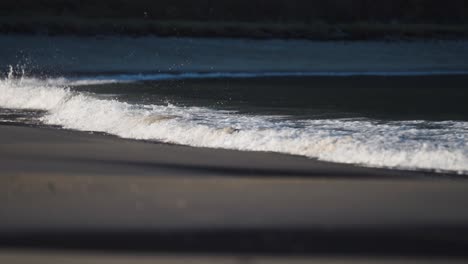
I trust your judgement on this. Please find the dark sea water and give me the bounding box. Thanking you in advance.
[1,36,467,174]
[74,75,468,121]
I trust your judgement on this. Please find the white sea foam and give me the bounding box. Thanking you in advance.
[1,75,467,174]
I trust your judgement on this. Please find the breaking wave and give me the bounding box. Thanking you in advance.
[1,74,467,174]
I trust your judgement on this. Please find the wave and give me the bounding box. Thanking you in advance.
[1,75,467,174]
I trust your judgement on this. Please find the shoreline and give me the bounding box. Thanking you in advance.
[1,123,458,179]
[2,121,467,178]
[1,74,468,174]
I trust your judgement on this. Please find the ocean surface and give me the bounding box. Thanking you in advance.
[1,36,467,174]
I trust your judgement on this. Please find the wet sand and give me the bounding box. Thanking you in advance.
[1,124,468,259]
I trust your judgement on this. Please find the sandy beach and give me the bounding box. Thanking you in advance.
[1,124,468,260]
[2,1,468,262]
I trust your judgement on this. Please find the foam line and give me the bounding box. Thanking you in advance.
[1,75,467,174]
